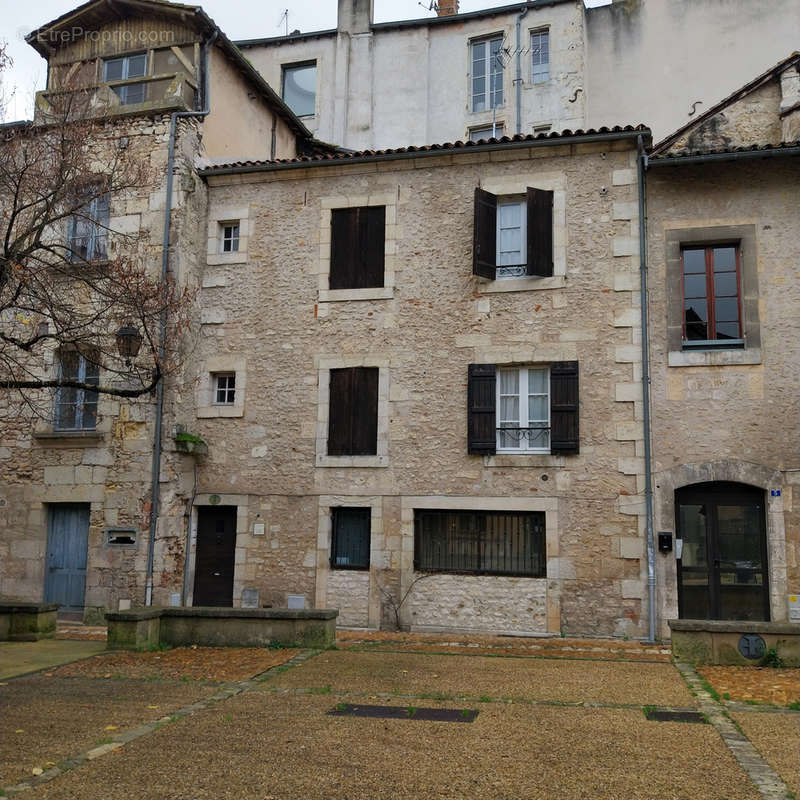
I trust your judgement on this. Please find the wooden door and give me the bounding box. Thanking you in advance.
[45,504,90,611]
[193,506,237,607]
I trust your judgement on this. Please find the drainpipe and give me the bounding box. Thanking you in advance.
[515,5,529,135]
[636,134,656,643]
[145,29,219,607]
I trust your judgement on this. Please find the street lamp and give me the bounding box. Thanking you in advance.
[115,322,143,366]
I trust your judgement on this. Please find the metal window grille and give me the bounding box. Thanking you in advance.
[214,373,236,404]
[531,30,550,84]
[414,509,545,577]
[331,507,371,570]
[221,223,240,253]
[54,351,100,431]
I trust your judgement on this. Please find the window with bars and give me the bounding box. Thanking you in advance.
[330,507,371,570]
[682,244,743,348]
[530,29,550,84]
[104,53,148,105]
[471,36,504,112]
[68,190,109,262]
[54,351,100,431]
[213,373,236,405]
[220,222,240,253]
[497,366,550,452]
[414,509,546,577]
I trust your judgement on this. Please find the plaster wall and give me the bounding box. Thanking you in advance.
[584,0,800,140]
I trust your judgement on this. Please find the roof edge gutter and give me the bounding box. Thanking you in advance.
[200,130,648,177]
[648,147,800,167]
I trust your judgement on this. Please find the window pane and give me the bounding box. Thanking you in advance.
[714,297,739,323]
[332,508,370,569]
[682,248,705,274]
[55,387,78,430]
[123,82,147,105]
[531,31,549,83]
[127,54,147,78]
[104,58,124,81]
[527,368,547,394]
[283,64,316,116]
[683,273,706,298]
[713,271,737,296]
[685,321,707,341]
[685,299,707,323]
[715,322,740,340]
[713,246,736,272]
[528,394,547,422]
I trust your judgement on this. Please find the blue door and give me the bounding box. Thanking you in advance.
[45,504,90,611]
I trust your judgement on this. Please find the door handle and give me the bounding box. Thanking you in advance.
[213,572,221,576]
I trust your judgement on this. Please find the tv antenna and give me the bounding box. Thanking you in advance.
[278,9,289,36]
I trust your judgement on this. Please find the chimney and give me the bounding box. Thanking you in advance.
[437,0,459,16]
[338,0,374,34]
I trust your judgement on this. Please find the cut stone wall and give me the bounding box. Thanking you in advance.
[326,570,370,628]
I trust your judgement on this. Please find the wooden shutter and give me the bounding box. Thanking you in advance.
[550,361,579,454]
[330,207,385,290]
[473,188,497,280]
[328,367,378,455]
[526,187,553,277]
[351,366,379,455]
[467,364,496,454]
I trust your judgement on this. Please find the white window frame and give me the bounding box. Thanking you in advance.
[196,357,246,418]
[530,29,550,85]
[496,366,550,454]
[281,61,318,118]
[470,35,505,112]
[220,222,240,253]
[207,205,249,266]
[496,197,527,279]
[212,372,236,405]
[469,123,504,142]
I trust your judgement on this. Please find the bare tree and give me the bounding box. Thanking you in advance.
[376,571,432,631]
[0,80,192,423]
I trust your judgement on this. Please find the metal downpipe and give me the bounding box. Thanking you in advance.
[145,29,219,606]
[637,134,657,643]
[515,5,529,135]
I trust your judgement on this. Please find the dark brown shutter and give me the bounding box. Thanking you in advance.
[467,364,496,454]
[550,361,579,454]
[526,187,553,277]
[351,366,378,455]
[330,207,385,289]
[330,208,358,290]
[473,188,497,280]
[361,206,385,288]
[328,367,353,455]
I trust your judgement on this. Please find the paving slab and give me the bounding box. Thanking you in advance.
[732,711,800,797]
[30,691,759,800]
[266,649,697,707]
[0,639,106,680]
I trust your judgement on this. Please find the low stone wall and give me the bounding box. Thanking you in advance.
[0,601,58,641]
[669,619,800,666]
[106,607,338,651]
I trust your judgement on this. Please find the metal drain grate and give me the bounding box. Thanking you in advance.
[328,704,479,723]
[644,709,708,724]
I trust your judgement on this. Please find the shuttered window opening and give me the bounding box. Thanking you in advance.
[328,367,379,456]
[468,361,579,455]
[414,509,546,577]
[473,187,553,280]
[330,206,386,290]
[331,507,371,570]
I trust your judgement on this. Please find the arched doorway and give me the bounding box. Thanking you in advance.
[676,482,769,621]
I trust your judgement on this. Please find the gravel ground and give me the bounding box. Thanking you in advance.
[267,650,696,707]
[50,647,297,682]
[698,665,800,707]
[732,711,800,796]
[30,691,758,800]
[0,675,218,785]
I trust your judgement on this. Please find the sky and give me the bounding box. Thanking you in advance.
[1,0,607,121]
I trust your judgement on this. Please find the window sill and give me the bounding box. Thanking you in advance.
[196,405,244,418]
[668,347,762,367]
[319,287,394,303]
[478,275,566,294]
[33,430,105,445]
[316,454,389,468]
[207,252,247,266]
[484,454,566,468]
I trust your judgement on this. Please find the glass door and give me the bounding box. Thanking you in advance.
[676,482,769,621]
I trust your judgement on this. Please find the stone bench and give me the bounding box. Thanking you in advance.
[106,606,339,651]
[669,619,800,666]
[0,601,59,641]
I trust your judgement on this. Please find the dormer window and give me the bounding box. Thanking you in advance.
[104,53,148,105]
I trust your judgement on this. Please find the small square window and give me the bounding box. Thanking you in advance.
[220,223,240,253]
[469,123,504,142]
[213,373,236,405]
[331,507,371,570]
